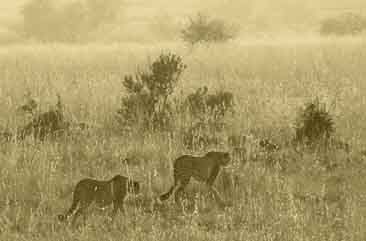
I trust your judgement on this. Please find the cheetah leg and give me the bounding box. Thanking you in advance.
[173,179,189,207]
[71,201,91,227]
[173,182,184,205]
[110,202,124,223]
[58,198,79,222]
[206,166,220,186]
[72,207,86,227]
[209,186,226,207]
[205,166,226,206]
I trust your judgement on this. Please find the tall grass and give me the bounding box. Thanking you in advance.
[0,38,366,240]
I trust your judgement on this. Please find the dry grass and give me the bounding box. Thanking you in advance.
[0,37,366,240]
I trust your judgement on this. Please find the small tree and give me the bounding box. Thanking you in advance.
[294,98,334,145]
[181,13,238,45]
[184,86,234,123]
[182,87,234,149]
[117,53,186,132]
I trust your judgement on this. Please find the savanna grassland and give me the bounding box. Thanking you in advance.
[1,37,366,241]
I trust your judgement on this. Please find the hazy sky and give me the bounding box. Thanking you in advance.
[1,0,366,29]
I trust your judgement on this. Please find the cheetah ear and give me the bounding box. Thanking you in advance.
[220,152,230,164]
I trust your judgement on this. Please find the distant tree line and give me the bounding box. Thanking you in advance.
[19,0,239,43]
[13,0,366,43]
[320,12,366,36]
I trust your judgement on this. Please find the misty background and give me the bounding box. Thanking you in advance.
[0,0,366,44]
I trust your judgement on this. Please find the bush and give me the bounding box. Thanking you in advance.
[117,53,186,132]
[184,86,234,123]
[320,13,366,36]
[181,13,238,45]
[294,98,334,145]
[182,87,234,150]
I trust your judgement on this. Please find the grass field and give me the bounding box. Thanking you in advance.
[1,37,366,240]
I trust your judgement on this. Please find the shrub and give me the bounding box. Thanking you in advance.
[182,87,234,149]
[181,13,238,45]
[320,13,366,36]
[206,90,235,120]
[294,98,334,145]
[184,86,208,118]
[184,86,234,123]
[117,53,186,132]
[17,91,38,115]
[16,94,68,141]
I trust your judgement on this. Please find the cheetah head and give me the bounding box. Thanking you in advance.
[220,152,231,166]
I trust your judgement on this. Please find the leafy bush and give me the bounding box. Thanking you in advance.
[184,86,234,122]
[9,94,68,141]
[117,53,186,132]
[206,90,235,120]
[294,98,334,145]
[182,87,234,149]
[181,13,238,45]
[20,0,122,42]
[320,13,366,36]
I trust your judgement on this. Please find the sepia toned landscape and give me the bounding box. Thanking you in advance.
[1,1,366,240]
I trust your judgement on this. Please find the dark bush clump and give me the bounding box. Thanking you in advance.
[206,90,235,121]
[117,53,186,132]
[181,13,238,45]
[17,94,69,141]
[294,98,334,146]
[320,12,366,36]
[184,86,234,123]
[182,86,234,150]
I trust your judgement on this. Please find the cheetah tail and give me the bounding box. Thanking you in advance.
[159,186,175,201]
[58,198,79,222]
